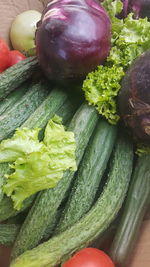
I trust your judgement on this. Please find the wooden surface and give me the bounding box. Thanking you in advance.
[0,1,150,266]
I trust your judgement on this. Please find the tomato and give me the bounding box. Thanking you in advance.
[62,248,115,267]
[0,38,10,72]
[9,50,26,66]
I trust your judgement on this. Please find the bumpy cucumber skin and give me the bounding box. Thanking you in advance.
[109,155,150,266]
[0,82,29,115]
[0,195,35,222]
[0,57,39,100]
[0,224,20,246]
[11,133,133,267]
[0,162,11,202]
[55,119,117,234]
[11,103,99,259]
[0,88,71,222]
[0,80,50,141]
[22,88,69,129]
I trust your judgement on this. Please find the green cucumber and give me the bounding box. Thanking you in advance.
[0,79,50,141]
[0,162,12,202]
[0,195,35,222]
[0,82,29,115]
[0,224,20,246]
[21,88,69,129]
[12,103,99,258]
[11,133,133,267]
[5,211,28,225]
[109,155,150,266]
[55,119,117,234]
[0,56,39,100]
[0,88,80,222]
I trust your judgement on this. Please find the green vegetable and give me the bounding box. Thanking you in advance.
[0,79,50,141]
[82,65,124,124]
[11,132,133,267]
[109,155,150,266]
[136,143,150,156]
[55,119,117,234]
[0,82,28,115]
[0,162,12,202]
[0,223,20,246]
[0,195,35,222]
[1,115,76,210]
[83,1,150,124]
[102,0,123,19]
[0,56,39,100]
[0,88,75,221]
[11,103,98,259]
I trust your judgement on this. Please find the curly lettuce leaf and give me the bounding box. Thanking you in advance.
[82,10,150,124]
[108,14,150,67]
[102,0,123,19]
[0,128,42,162]
[83,65,124,124]
[44,115,77,171]
[1,116,76,210]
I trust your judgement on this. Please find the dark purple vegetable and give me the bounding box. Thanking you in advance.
[129,0,150,20]
[35,0,111,82]
[121,0,150,20]
[119,0,129,18]
[118,49,150,145]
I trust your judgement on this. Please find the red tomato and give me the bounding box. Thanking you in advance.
[9,50,26,66]
[62,248,115,267]
[0,38,10,72]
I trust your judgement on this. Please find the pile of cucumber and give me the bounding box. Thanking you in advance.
[0,58,149,267]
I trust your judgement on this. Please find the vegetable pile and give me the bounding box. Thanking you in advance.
[0,0,150,267]
[83,0,150,124]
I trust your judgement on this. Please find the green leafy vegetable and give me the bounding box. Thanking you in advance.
[82,65,124,124]
[82,1,150,124]
[136,144,150,156]
[0,128,43,163]
[0,115,76,210]
[102,0,123,19]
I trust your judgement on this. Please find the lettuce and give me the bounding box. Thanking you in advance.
[136,144,150,156]
[102,0,123,19]
[82,1,150,124]
[82,65,124,124]
[1,115,76,210]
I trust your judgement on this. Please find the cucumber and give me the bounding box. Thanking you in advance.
[0,82,29,115]
[5,211,28,225]
[11,133,133,267]
[21,88,69,129]
[0,56,39,100]
[55,119,117,234]
[0,224,20,246]
[0,162,12,202]
[0,88,80,222]
[0,195,35,222]
[109,155,150,266]
[11,103,99,258]
[0,79,50,141]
